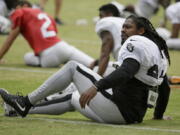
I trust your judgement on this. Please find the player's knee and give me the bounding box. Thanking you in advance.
[71,91,80,109]
[66,60,79,68]
[24,52,40,66]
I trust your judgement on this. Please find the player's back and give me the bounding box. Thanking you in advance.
[10,8,60,55]
[95,17,125,60]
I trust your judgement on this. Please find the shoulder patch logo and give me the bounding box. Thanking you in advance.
[126,43,134,52]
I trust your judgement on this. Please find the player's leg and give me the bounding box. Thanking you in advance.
[40,41,94,67]
[0,61,79,117]
[70,47,94,67]
[67,44,94,67]
[71,91,104,122]
[39,0,48,10]
[24,52,41,66]
[70,62,125,124]
[29,83,77,115]
[3,83,77,116]
[29,94,75,115]
[3,93,75,116]
[166,38,180,50]
[54,0,64,25]
[0,61,125,123]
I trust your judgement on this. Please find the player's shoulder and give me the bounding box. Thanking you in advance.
[95,17,125,33]
[167,2,180,11]
[97,17,125,25]
[124,35,156,51]
[126,35,150,44]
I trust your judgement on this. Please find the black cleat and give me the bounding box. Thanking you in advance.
[54,17,64,25]
[2,89,18,117]
[0,89,32,117]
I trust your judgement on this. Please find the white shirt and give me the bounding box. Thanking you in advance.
[95,17,125,60]
[135,0,159,18]
[118,35,168,86]
[0,0,8,16]
[166,2,180,24]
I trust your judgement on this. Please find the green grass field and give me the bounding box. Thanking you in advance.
[1,0,180,135]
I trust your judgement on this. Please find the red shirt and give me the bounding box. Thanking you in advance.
[10,8,61,55]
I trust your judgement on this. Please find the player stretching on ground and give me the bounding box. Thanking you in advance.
[0,15,170,124]
[0,1,94,67]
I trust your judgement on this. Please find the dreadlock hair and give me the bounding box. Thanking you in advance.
[99,3,120,17]
[13,0,32,8]
[127,15,170,64]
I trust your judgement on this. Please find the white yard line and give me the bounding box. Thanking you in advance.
[26,117,180,133]
[0,67,55,74]
[1,114,179,133]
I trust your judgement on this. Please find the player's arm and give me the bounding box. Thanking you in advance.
[153,75,171,120]
[80,58,140,108]
[158,0,171,27]
[0,27,20,60]
[171,24,180,38]
[97,31,114,76]
[94,58,140,91]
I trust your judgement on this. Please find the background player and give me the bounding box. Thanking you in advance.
[0,1,94,67]
[90,3,125,76]
[0,0,19,34]
[164,0,180,50]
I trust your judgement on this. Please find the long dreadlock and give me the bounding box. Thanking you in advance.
[127,15,170,65]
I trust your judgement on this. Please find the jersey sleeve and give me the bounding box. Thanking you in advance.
[10,9,24,29]
[95,17,115,36]
[118,37,145,63]
[166,3,180,24]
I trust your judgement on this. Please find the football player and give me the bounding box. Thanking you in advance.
[0,1,94,67]
[0,15,170,124]
[90,3,125,76]
[164,0,180,49]
[0,0,18,34]
[124,0,171,19]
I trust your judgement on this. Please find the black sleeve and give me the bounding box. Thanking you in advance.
[153,75,170,119]
[94,58,140,91]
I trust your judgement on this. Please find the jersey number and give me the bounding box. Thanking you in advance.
[147,64,164,79]
[38,13,56,38]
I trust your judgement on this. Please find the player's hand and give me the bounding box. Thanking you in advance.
[89,61,96,69]
[79,86,97,108]
[89,60,99,69]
